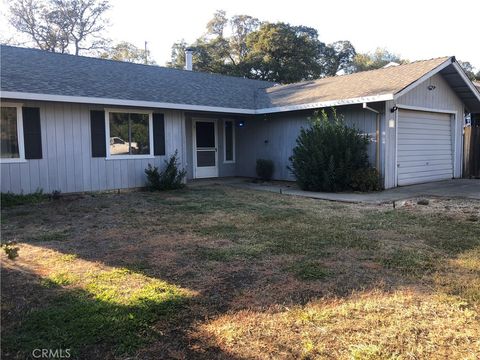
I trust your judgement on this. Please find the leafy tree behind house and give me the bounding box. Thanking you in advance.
[244,23,327,83]
[8,0,110,55]
[352,48,407,72]
[167,10,356,83]
[101,41,156,64]
[458,61,478,81]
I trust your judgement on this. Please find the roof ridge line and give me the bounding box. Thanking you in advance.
[0,44,274,86]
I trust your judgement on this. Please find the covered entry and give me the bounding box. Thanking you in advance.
[397,109,454,186]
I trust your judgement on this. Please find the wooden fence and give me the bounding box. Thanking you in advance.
[463,126,480,178]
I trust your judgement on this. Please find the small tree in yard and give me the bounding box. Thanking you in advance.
[145,151,186,191]
[289,109,380,192]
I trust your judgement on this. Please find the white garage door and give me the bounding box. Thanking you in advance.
[397,110,453,186]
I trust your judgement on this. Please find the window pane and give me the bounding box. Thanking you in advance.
[109,112,150,156]
[197,150,215,167]
[1,107,19,158]
[130,113,150,155]
[225,121,233,161]
[109,112,130,155]
[196,122,215,147]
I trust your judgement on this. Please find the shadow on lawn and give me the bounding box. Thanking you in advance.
[1,188,479,359]
[0,263,247,360]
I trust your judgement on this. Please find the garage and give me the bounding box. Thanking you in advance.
[397,109,454,186]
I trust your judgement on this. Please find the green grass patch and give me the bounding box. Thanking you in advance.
[1,190,47,208]
[349,344,382,360]
[3,268,192,358]
[41,272,79,287]
[59,254,78,262]
[287,260,331,281]
[381,249,436,276]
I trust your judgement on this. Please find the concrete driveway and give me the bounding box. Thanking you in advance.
[232,179,480,203]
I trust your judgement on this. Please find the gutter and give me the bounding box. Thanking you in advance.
[1,91,394,115]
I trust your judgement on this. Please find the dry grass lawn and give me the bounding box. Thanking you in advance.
[1,185,479,359]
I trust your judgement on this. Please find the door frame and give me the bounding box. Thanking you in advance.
[192,118,219,179]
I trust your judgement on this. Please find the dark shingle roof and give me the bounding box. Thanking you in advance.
[2,45,478,112]
[0,45,273,110]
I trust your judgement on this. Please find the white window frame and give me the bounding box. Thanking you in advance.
[223,119,235,164]
[0,102,26,163]
[104,108,154,160]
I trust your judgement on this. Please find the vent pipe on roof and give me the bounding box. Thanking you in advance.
[185,49,193,71]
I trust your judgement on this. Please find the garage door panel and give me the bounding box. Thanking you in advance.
[399,119,450,128]
[398,138,453,146]
[397,159,453,168]
[398,130,450,138]
[398,173,454,186]
[397,110,453,186]
[398,120,451,131]
[399,115,450,123]
[397,131,451,138]
[397,157,452,164]
[400,112,451,121]
[398,168,453,179]
[398,164,453,174]
[398,144,452,151]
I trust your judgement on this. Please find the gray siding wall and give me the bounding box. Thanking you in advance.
[0,101,186,194]
[382,73,465,188]
[236,106,379,180]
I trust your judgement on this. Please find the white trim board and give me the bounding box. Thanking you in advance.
[192,118,219,179]
[1,91,394,115]
[104,108,154,159]
[2,91,256,115]
[393,58,454,99]
[393,57,480,104]
[451,62,480,102]
[223,119,236,164]
[0,102,26,163]
[255,94,394,114]
[394,107,458,187]
[395,104,458,114]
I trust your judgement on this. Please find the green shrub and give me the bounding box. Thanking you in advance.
[350,168,382,192]
[145,151,186,191]
[1,189,46,208]
[256,159,274,181]
[289,109,379,192]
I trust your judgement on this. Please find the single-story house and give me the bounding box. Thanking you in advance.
[1,45,480,194]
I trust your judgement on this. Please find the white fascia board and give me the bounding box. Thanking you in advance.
[393,58,454,100]
[0,91,256,115]
[1,91,394,115]
[255,94,394,114]
[451,61,480,103]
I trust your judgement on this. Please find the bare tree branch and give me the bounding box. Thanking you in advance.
[8,0,110,55]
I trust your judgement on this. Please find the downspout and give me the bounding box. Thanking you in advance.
[362,103,381,171]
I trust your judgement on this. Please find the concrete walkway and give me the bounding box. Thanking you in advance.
[191,178,480,203]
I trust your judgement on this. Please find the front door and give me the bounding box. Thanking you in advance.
[193,119,218,178]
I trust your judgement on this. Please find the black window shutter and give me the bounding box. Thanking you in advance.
[22,107,43,159]
[90,110,106,157]
[153,113,165,156]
